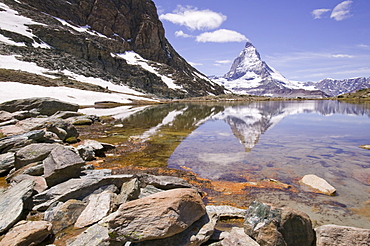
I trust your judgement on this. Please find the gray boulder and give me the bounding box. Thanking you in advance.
[221,227,260,246]
[0,180,35,234]
[101,188,206,242]
[132,212,219,246]
[77,140,115,158]
[0,152,15,175]
[6,162,43,183]
[33,174,133,211]
[315,224,370,246]
[138,185,165,198]
[14,143,60,169]
[11,174,48,193]
[244,201,314,246]
[0,97,79,116]
[44,199,86,234]
[43,145,85,187]
[0,220,52,246]
[68,223,121,246]
[0,111,13,123]
[116,178,141,204]
[77,145,95,161]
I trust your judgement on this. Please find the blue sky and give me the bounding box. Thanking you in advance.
[152,0,370,82]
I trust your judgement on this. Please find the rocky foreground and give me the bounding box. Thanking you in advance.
[0,97,369,246]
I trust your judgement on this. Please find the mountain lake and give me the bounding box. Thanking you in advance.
[80,100,370,229]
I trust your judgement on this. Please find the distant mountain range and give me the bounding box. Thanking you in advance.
[211,42,370,98]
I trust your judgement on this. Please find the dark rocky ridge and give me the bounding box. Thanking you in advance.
[0,0,225,98]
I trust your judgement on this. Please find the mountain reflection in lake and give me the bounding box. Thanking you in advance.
[82,100,370,228]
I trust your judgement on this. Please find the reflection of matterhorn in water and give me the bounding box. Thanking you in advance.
[212,101,317,150]
[211,100,370,151]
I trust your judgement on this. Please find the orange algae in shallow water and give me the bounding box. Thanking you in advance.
[350,200,370,220]
[211,181,250,195]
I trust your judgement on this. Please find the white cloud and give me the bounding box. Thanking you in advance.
[311,9,331,19]
[174,30,193,38]
[196,29,248,43]
[331,54,354,58]
[330,0,353,21]
[358,44,370,49]
[159,5,227,31]
[215,60,232,64]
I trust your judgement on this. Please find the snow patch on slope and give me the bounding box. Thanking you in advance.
[0,2,51,48]
[0,82,145,105]
[52,16,110,38]
[112,51,183,90]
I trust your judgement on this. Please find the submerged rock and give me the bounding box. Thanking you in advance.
[300,174,336,195]
[315,224,370,246]
[101,188,206,242]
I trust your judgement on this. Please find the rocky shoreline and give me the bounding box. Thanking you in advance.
[0,97,369,246]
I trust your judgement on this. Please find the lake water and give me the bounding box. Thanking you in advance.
[82,100,370,228]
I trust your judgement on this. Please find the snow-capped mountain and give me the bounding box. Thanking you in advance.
[212,42,327,98]
[0,0,225,104]
[308,77,370,97]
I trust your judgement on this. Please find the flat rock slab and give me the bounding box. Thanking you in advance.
[0,152,15,175]
[139,174,196,190]
[0,220,52,246]
[0,97,79,115]
[0,180,35,234]
[0,130,46,154]
[75,191,116,228]
[102,188,206,242]
[315,224,370,246]
[14,143,60,169]
[33,174,133,211]
[206,205,246,218]
[300,174,336,195]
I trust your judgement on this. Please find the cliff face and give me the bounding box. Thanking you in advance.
[0,0,225,98]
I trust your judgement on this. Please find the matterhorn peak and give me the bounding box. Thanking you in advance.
[212,41,327,98]
[224,41,267,81]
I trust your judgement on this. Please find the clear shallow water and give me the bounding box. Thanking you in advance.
[93,100,370,228]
